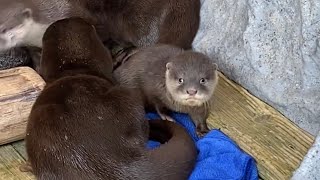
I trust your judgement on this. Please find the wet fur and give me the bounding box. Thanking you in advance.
[25,18,196,180]
[113,44,219,136]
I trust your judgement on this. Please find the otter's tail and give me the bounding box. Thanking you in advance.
[147,119,197,180]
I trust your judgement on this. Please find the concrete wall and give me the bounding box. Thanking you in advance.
[193,0,320,136]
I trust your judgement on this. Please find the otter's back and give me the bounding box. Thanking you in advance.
[26,75,148,179]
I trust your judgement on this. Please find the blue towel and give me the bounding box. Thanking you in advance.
[146,112,258,180]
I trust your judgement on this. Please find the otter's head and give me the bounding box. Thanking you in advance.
[40,18,114,82]
[0,1,34,51]
[165,51,218,107]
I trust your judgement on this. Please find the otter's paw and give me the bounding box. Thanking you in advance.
[164,116,176,122]
[158,113,175,122]
[112,46,138,70]
[196,124,210,138]
[156,107,176,122]
[19,160,33,173]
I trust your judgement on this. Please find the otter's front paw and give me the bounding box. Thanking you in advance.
[196,124,210,138]
[19,160,33,173]
[156,106,175,122]
[159,113,176,122]
[112,46,138,70]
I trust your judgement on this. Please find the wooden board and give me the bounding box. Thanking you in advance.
[0,67,45,145]
[208,72,315,180]
[0,144,34,180]
[12,141,28,160]
[0,70,315,179]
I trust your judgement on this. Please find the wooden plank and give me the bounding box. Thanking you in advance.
[0,144,34,180]
[207,72,315,180]
[12,141,28,160]
[0,67,45,145]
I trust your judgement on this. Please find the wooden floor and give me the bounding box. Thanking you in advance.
[0,71,315,180]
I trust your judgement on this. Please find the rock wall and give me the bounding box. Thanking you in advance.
[193,0,320,135]
[292,131,320,179]
[0,48,31,70]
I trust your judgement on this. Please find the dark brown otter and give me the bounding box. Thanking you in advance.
[114,44,219,137]
[37,18,113,83]
[24,18,197,180]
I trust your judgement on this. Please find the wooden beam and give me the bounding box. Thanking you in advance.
[0,67,45,145]
[0,144,34,179]
[207,72,315,180]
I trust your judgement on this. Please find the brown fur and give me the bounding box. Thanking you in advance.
[25,18,196,180]
[38,17,113,83]
[0,0,200,72]
[97,0,200,49]
[114,44,219,137]
[0,0,200,49]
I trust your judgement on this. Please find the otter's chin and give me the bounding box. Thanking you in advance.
[169,91,207,107]
[178,98,204,107]
[186,99,203,106]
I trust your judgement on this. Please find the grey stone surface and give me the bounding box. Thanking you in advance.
[0,48,31,70]
[193,0,320,136]
[292,132,320,180]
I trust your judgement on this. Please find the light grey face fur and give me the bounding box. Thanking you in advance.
[0,1,48,51]
[165,52,218,107]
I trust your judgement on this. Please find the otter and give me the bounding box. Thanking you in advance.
[113,44,219,137]
[24,18,197,180]
[0,0,200,52]
[0,0,44,51]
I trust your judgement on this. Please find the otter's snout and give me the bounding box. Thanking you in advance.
[186,89,197,96]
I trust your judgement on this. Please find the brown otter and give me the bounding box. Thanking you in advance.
[24,18,197,180]
[0,0,200,52]
[113,44,219,137]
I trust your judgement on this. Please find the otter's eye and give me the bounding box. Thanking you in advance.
[178,78,184,84]
[200,78,206,84]
[1,28,7,34]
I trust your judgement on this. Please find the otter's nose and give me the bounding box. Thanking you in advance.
[187,89,197,96]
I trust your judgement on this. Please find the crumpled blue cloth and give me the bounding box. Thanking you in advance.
[146,112,258,180]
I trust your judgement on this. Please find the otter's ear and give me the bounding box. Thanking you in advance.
[211,60,219,71]
[21,8,32,19]
[166,62,173,70]
[212,62,218,70]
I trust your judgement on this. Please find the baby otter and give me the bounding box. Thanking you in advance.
[25,18,197,179]
[114,44,219,137]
